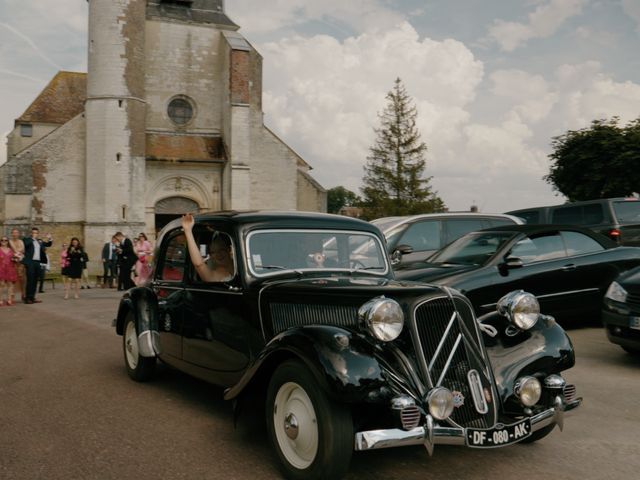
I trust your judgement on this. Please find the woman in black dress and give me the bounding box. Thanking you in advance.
[64,237,84,300]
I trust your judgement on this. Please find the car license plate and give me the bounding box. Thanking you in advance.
[630,317,640,330]
[466,418,531,447]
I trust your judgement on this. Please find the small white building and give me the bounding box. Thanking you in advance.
[0,0,326,274]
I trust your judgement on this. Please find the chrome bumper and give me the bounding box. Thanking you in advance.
[355,396,582,454]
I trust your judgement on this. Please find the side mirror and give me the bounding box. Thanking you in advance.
[391,244,413,265]
[503,257,524,269]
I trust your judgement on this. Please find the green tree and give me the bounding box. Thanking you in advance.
[361,78,445,219]
[545,117,640,201]
[327,186,361,214]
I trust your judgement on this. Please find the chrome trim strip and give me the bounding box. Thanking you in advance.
[387,345,428,398]
[184,287,243,295]
[428,311,457,372]
[467,369,489,414]
[480,288,601,309]
[436,334,462,387]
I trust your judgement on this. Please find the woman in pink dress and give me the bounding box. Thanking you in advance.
[0,235,19,306]
[134,232,153,285]
[8,228,25,300]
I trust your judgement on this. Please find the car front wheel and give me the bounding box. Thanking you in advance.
[266,360,353,480]
[123,313,156,382]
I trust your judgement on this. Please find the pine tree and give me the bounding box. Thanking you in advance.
[361,78,445,219]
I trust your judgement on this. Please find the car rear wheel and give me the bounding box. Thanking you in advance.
[123,313,156,382]
[266,360,353,480]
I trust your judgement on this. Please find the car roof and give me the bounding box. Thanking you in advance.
[506,197,640,214]
[372,212,523,231]
[160,210,381,236]
[475,223,618,247]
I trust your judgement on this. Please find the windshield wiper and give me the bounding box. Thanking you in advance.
[259,265,287,270]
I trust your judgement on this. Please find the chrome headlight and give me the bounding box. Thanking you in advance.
[426,387,454,420]
[605,281,627,303]
[359,297,404,342]
[497,290,540,330]
[515,376,542,407]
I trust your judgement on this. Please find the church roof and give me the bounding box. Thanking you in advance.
[17,71,86,125]
[147,0,238,28]
[146,134,226,162]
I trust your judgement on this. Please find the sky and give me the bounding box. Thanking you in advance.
[1,0,640,212]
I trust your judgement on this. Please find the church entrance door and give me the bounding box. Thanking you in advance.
[155,196,200,233]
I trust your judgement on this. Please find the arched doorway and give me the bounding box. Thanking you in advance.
[155,196,199,233]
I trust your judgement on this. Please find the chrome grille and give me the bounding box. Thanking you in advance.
[626,292,640,309]
[400,406,421,431]
[270,303,358,334]
[563,384,577,403]
[413,296,495,428]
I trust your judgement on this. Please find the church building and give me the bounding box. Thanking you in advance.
[0,0,326,274]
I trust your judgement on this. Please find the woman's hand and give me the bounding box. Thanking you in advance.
[181,213,195,232]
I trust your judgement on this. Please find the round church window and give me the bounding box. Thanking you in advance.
[167,97,194,125]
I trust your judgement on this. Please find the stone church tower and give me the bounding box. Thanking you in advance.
[0,0,326,275]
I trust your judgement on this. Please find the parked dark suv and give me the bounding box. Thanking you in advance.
[506,197,640,245]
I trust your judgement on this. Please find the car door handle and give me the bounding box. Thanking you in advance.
[561,264,577,271]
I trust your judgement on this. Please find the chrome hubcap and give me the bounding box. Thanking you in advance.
[284,412,299,440]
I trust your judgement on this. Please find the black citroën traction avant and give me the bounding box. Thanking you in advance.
[114,211,581,479]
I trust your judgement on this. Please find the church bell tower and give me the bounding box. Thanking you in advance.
[85,0,147,243]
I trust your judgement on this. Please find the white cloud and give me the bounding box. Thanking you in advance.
[488,0,588,51]
[258,22,484,198]
[227,0,405,35]
[622,0,640,31]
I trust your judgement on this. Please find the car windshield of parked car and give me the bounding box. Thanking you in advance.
[613,200,640,223]
[428,231,515,266]
[247,229,388,276]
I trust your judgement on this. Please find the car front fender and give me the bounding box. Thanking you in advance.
[484,315,575,401]
[224,325,388,404]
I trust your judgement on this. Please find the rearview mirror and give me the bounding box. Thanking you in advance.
[503,257,524,269]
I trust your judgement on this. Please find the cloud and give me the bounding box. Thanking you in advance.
[226,0,405,35]
[622,0,640,31]
[487,0,588,51]
[258,22,484,198]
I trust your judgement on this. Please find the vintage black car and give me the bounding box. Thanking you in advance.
[603,265,640,355]
[395,224,640,321]
[115,212,581,480]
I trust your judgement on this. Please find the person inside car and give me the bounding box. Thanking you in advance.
[182,213,234,282]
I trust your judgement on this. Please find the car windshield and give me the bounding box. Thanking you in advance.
[428,231,515,266]
[613,201,640,223]
[247,229,388,277]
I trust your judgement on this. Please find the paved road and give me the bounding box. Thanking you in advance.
[1,288,639,480]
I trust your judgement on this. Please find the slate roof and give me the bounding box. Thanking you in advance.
[146,133,226,162]
[17,71,86,125]
[147,0,238,28]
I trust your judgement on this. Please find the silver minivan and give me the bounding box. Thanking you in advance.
[372,213,523,265]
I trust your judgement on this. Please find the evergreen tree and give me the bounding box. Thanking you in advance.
[361,78,444,219]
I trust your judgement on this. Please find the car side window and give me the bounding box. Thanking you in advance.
[561,231,604,256]
[157,233,186,282]
[191,229,236,284]
[510,232,566,263]
[552,206,582,224]
[399,221,440,251]
[444,219,486,245]
[514,210,540,224]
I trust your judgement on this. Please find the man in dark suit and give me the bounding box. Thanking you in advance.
[115,232,136,290]
[22,227,53,304]
[102,235,119,288]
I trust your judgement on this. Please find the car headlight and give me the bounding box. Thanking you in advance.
[605,281,627,303]
[426,387,454,420]
[497,290,540,330]
[359,297,404,342]
[515,376,542,407]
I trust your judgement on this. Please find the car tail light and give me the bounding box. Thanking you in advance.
[608,229,621,242]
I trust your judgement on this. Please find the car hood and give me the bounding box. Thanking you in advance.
[617,266,640,291]
[394,262,479,284]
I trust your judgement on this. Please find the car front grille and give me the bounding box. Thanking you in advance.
[626,292,640,309]
[412,295,497,429]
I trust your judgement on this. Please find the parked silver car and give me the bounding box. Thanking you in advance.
[372,213,523,265]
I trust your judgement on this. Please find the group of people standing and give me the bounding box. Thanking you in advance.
[0,228,154,306]
[101,232,153,291]
[0,227,53,306]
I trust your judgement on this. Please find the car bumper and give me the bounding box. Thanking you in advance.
[354,396,582,454]
[602,308,640,350]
